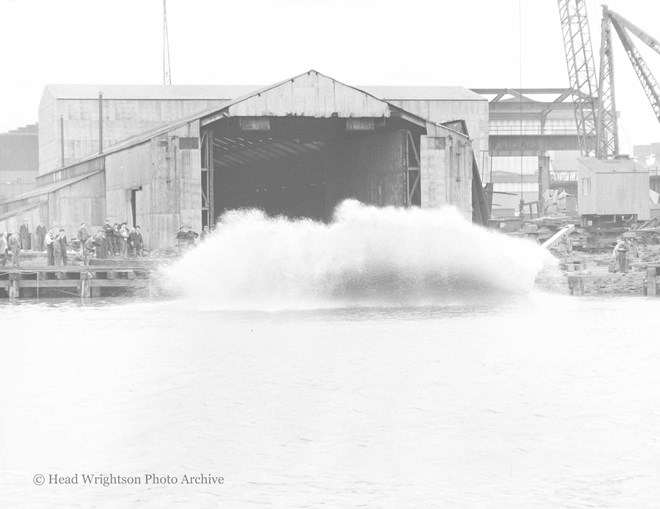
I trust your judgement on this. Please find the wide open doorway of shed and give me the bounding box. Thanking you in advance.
[201,117,421,227]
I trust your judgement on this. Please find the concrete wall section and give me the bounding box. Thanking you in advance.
[420,132,473,219]
[104,121,202,250]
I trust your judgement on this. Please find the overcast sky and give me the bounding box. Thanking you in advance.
[1,0,659,150]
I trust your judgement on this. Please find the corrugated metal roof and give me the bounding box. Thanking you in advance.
[577,157,648,173]
[0,201,41,222]
[361,86,486,101]
[43,84,485,102]
[4,171,103,205]
[0,124,38,135]
[40,71,469,176]
[44,84,261,100]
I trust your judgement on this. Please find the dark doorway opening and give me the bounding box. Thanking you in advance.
[204,117,423,223]
[130,187,142,227]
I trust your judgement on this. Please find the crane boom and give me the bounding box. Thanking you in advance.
[596,10,618,158]
[608,11,660,128]
[557,0,599,157]
[606,9,660,56]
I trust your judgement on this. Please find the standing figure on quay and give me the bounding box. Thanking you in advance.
[35,222,47,251]
[0,232,7,266]
[45,228,55,266]
[612,238,629,273]
[77,223,90,256]
[19,219,30,251]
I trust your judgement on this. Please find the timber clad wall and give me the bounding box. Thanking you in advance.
[39,88,225,174]
[0,203,44,239]
[577,158,650,219]
[105,121,202,250]
[48,172,106,236]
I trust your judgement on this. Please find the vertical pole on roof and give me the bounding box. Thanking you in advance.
[98,92,103,154]
[208,130,215,225]
[60,115,65,167]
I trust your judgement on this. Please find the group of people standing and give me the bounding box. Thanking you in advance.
[0,219,67,267]
[1,219,145,267]
[81,220,144,262]
[44,228,70,266]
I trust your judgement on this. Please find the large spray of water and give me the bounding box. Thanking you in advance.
[161,200,555,309]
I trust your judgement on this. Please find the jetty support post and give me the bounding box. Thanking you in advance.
[644,267,658,296]
[79,271,93,299]
[8,273,21,300]
[568,275,585,296]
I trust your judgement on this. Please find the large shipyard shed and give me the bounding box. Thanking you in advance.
[27,71,482,249]
[39,82,489,177]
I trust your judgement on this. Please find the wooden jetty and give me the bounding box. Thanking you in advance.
[0,261,158,300]
[567,264,660,296]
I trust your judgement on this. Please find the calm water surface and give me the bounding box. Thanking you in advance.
[1,293,659,508]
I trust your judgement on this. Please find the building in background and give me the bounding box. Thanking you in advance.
[0,124,38,203]
[474,88,583,217]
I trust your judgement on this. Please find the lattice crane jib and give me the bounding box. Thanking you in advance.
[597,11,619,158]
[557,0,599,157]
[606,8,660,128]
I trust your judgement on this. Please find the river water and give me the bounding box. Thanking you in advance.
[1,202,659,508]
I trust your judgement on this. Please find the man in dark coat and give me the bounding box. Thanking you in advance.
[77,223,89,246]
[36,222,47,251]
[19,220,30,251]
[57,229,68,266]
[102,220,114,257]
[83,235,96,266]
[94,231,107,259]
[185,227,199,247]
[176,227,187,248]
[128,226,144,257]
[135,226,144,256]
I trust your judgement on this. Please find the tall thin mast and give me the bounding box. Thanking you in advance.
[163,0,172,85]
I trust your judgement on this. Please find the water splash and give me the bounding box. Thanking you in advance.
[160,200,555,309]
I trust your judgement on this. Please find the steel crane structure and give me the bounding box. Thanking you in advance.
[558,1,660,159]
[557,0,599,157]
